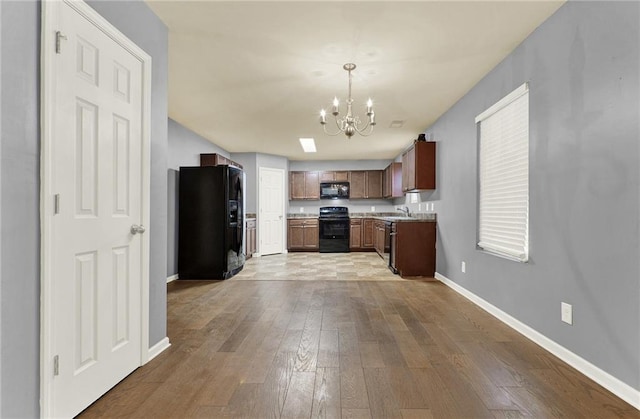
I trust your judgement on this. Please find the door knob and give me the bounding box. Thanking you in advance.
[131,224,146,235]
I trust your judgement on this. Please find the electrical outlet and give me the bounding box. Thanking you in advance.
[299,207,304,213]
[371,206,375,212]
[561,302,573,325]
[461,261,466,273]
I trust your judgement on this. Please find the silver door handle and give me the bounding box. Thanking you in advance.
[131,224,146,235]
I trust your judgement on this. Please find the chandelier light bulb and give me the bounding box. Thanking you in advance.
[319,63,376,139]
[319,109,327,124]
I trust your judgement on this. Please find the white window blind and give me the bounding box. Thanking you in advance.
[476,83,529,262]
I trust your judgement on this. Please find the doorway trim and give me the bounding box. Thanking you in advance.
[39,1,152,416]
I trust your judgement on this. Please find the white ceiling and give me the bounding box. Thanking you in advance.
[146,0,564,161]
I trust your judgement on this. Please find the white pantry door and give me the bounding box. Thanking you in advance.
[41,1,151,417]
[259,167,285,255]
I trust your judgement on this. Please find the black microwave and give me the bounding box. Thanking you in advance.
[320,182,350,199]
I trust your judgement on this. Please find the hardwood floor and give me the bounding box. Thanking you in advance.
[79,254,637,418]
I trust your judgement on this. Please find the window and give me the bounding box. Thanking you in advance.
[476,83,529,262]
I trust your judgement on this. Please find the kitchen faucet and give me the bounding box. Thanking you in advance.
[396,206,410,216]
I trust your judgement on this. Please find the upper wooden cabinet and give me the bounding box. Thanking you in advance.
[319,171,349,182]
[349,170,383,199]
[383,162,403,198]
[290,171,319,200]
[200,153,243,169]
[402,141,436,192]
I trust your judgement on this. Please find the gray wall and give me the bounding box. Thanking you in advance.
[167,118,230,276]
[1,1,40,416]
[430,1,639,390]
[231,153,258,213]
[0,0,4,410]
[168,118,230,170]
[0,1,169,416]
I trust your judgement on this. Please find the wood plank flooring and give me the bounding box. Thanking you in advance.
[79,253,638,418]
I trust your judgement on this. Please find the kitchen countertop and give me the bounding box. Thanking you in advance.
[372,214,437,222]
[287,213,319,219]
[287,212,437,222]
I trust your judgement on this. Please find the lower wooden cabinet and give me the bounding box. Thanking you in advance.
[246,219,256,259]
[287,219,319,251]
[350,219,362,249]
[390,221,436,277]
[362,219,375,248]
[373,220,386,256]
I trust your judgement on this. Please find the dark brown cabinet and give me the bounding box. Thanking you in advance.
[390,221,436,277]
[372,220,386,256]
[383,162,403,198]
[366,170,383,198]
[348,171,366,199]
[402,141,436,192]
[362,218,375,248]
[246,219,256,259]
[200,153,243,169]
[287,219,319,250]
[319,171,349,182]
[349,170,383,199]
[290,171,320,200]
[349,219,362,249]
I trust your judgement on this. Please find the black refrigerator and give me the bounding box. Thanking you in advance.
[178,165,245,279]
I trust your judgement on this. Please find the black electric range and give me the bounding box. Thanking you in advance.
[318,206,350,253]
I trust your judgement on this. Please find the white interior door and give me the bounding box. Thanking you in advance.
[41,1,151,417]
[259,167,285,255]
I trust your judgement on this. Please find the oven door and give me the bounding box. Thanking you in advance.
[319,218,350,253]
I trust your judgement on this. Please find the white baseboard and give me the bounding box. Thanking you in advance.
[147,337,171,362]
[435,272,640,410]
[167,274,178,283]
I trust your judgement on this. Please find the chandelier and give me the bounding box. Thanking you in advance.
[319,63,376,138]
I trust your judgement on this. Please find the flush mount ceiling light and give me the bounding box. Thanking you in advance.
[319,63,376,139]
[299,137,317,153]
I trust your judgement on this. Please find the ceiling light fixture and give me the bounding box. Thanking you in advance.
[319,63,376,139]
